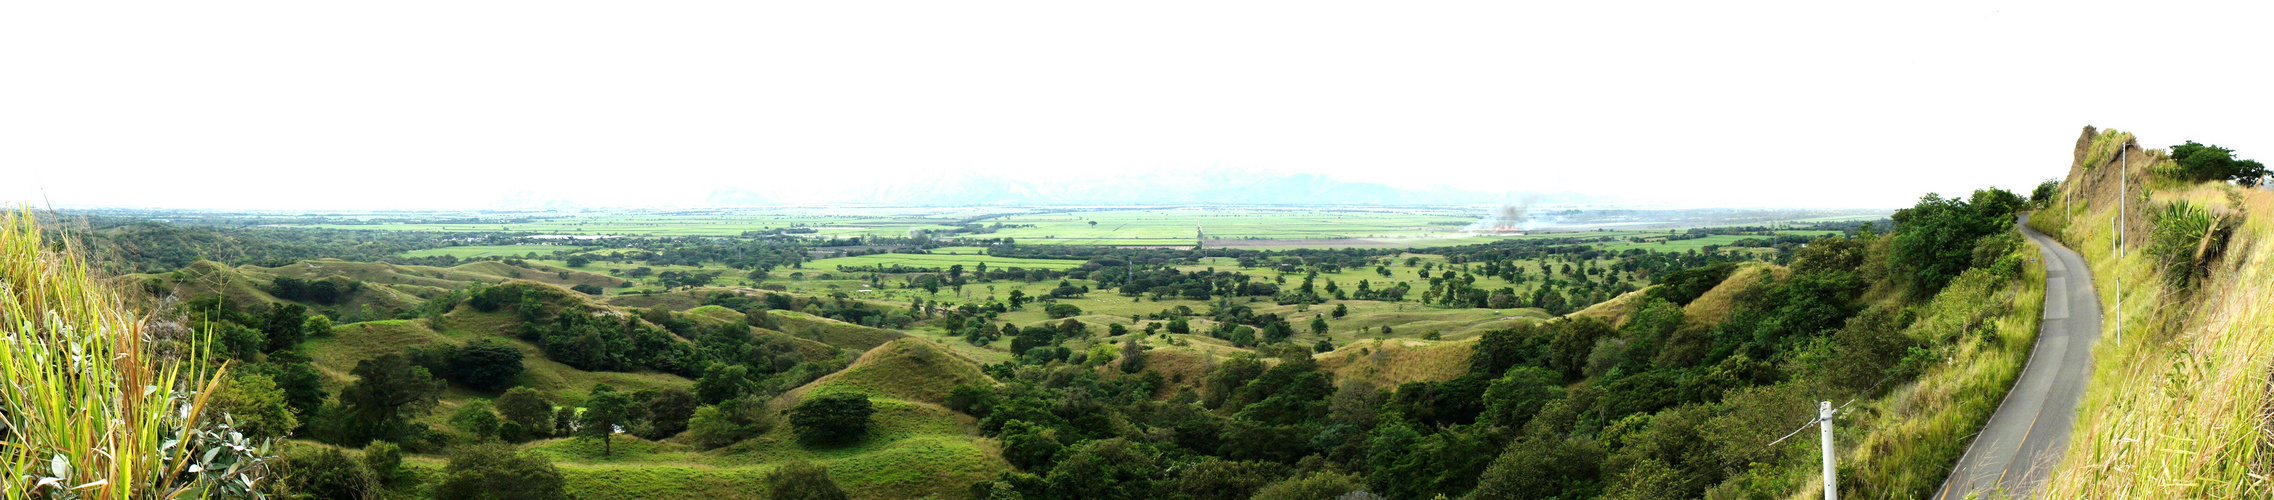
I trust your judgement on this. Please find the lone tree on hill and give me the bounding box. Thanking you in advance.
[579,385,632,457]
[789,393,874,446]
[336,354,445,446]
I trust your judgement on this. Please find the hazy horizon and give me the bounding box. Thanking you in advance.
[8,2,2268,210]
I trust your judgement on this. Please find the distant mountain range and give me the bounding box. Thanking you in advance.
[492,169,1610,209]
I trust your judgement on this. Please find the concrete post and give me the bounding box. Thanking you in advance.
[1821,401,1837,500]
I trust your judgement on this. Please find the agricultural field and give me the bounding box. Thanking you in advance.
[291,205,1882,250]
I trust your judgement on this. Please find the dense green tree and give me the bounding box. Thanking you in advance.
[1549,318,1614,381]
[1829,306,1916,391]
[303,314,334,338]
[432,443,567,500]
[580,386,631,457]
[494,387,555,438]
[260,303,309,353]
[452,339,525,391]
[1889,190,2017,297]
[362,440,402,486]
[693,363,752,404]
[207,372,298,441]
[1481,366,1564,429]
[1365,424,1498,499]
[998,419,1064,471]
[336,354,445,446]
[1642,262,1736,306]
[764,460,848,500]
[215,322,265,360]
[790,393,874,446]
[1119,339,1146,374]
[2169,141,2269,186]
[1603,404,1720,498]
[1167,458,1284,500]
[1044,438,1161,499]
[946,384,999,417]
[1057,318,1089,338]
[1045,303,1083,319]
[246,356,328,434]
[278,446,378,499]
[687,397,773,449]
[1251,470,1370,500]
[635,388,699,440]
[1472,431,1606,500]
[1469,323,1540,377]
[449,399,503,442]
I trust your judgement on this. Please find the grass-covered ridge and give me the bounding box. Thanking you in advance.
[2037,127,2274,497]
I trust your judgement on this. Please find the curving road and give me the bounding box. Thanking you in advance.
[1935,214,2102,499]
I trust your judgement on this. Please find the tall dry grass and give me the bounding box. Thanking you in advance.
[0,208,255,498]
[2037,137,2274,497]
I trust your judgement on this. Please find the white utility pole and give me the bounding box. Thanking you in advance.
[1821,401,1838,500]
[2117,143,2125,345]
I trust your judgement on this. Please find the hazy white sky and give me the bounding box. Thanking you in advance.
[5,1,2268,209]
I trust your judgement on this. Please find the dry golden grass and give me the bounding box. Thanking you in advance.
[1684,262,1787,324]
[1315,337,1475,388]
[1570,287,1652,327]
[2040,174,2274,498]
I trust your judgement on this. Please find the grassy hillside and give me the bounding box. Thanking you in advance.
[1315,338,1475,388]
[133,258,624,322]
[2036,127,2274,497]
[766,310,908,352]
[304,283,1002,498]
[791,338,992,404]
[309,313,696,405]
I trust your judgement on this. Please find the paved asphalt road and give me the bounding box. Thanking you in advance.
[1935,214,2103,499]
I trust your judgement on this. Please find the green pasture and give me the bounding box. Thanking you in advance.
[400,245,590,259]
[986,208,1477,246]
[806,250,1085,272]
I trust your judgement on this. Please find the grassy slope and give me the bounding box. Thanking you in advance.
[764,310,908,352]
[1315,338,1475,389]
[135,258,627,323]
[544,336,1007,499]
[308,284,1003,499]
[2038,128,2274,497]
